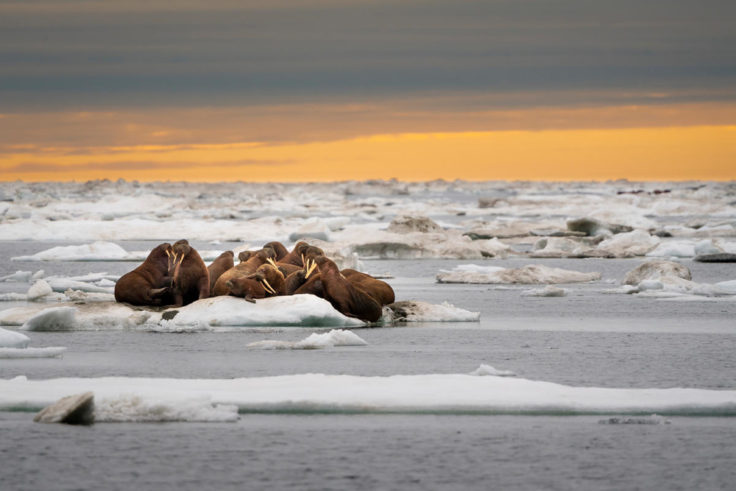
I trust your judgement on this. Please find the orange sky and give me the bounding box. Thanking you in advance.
[1,101,735,182]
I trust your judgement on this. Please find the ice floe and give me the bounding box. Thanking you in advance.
[0,271,32,282]
[436,264,601,284]
[247,329,368,350]
[0,326,29,348]
[521,286,568,297]
[620,260,736,298]
[12,241,132,261]
[385,301,480,322]
[0,326,66,358]
[2,370,735,416]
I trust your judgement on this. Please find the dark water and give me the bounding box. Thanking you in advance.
[1,241,736,490]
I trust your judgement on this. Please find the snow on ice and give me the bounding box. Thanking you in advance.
[2,369,735,417]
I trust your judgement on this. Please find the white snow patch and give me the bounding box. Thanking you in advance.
[247,329,368,350]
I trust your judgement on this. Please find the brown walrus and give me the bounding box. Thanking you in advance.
[278,241,313,267]
[170,239,210,306]
[114,242,174,306]
[341,269,395,306]
[207,250,234,295]
[263,241,289,261]
[213,247,276,296]
[311,256,383,323]
[225,263,286,302]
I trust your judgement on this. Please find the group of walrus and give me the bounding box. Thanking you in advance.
[114,240,394,322]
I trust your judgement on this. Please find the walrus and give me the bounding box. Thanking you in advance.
[225,263,285,302]
[114,242,174,306]
[213,247,276,296]
[342,269,395,305]
[278,241,314,267]
[311,256,383,323]
[170,239,210,306]
[284,255,322,295]
[207,250,234,295]
[263,241,289,261]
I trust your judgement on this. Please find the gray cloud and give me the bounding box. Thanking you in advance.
[1,0,735,110]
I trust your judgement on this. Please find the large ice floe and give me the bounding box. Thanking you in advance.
[12,241,224,262]
[2,368,735,419]
[0,326,66,359]
[0,296,479,331]
[436,264,601,284]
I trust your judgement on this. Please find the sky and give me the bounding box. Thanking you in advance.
[1,0,735,181]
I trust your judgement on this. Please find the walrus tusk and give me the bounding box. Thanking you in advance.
[305,259,318,279]
[244,295,256,303]
[150,287,168,296]
[261,279,277,295]
[301,253,305,266]
[267,257,277,268]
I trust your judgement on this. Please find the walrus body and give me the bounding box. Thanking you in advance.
[312,256,382,322]
[114,243,174,306]
[342,269,395,305]
[207,250,234,295]
[225,264,285,301]
[171,239,210,306]
[213,247,275,296]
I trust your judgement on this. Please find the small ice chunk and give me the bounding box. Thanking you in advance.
[22,307,78,331]
[0,346,67,358]
[387,300,480,322]
[598,414,670,425]
[469,364,516,377]
[247,329,368,350]
[0,327,30,348]
[521,286,567,297]
[0,271,32,283]
[34,392,94,425]
[31,270,45,281]
[27,279,53,301]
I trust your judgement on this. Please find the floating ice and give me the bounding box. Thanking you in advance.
[95,395,239,423]
[622,261,736,297]
[596,230,660,257]
[521,286,567,297]
[2,372,735,416]
[386,301,480,322]
[0,347,67,359]
[0,271,32,283]
[598,414,671,425]
[12,241,132,261]
[0,326,30,348]
[247,329,368,350]
[437,264,601,284]
[27,279,53,300]
[22,307,78,331]
[158,296,365,331]
[469,364,517,377]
